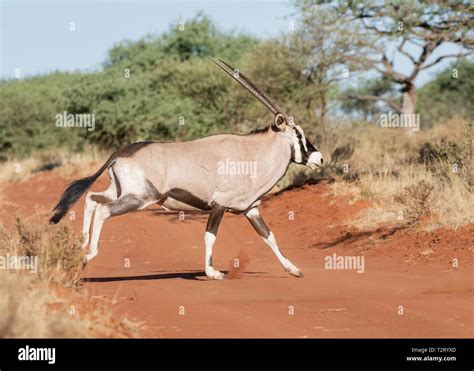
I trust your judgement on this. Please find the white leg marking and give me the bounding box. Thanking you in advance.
[204,231,225,280]
[245,207,259,218]
[82,169,117,250]
[82,193,97,249]
[263,232,303,277]
[86,204,110,262]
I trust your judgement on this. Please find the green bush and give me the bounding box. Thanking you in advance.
[417,60,474,125]
[0,13,258,159]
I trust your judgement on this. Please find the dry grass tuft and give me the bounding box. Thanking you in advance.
[0,272,88,338]
[0,213,85,287]
[0,214,140,338]
[324,117,473,230]
[0,271,139,338]
[394,180,435,227]
[0,146,107,183]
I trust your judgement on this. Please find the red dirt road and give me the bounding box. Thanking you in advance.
[2,171,473,338]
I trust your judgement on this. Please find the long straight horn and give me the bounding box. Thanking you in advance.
[210,57,286,119]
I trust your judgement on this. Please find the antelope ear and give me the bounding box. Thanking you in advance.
[273,113,286,131]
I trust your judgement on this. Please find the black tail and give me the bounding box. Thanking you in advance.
[49,153,118,224]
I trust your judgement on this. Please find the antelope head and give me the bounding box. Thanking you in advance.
[210,58,323,169]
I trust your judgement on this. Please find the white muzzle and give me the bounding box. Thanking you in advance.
[307,151,323,169]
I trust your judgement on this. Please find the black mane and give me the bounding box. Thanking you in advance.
[248,126,271,135]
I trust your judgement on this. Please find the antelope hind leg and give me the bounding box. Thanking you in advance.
[245,207,303,277]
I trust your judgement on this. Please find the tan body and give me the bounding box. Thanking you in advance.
[123,130,291,212]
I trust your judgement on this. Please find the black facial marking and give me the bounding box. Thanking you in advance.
[295,129,309,163]
[290,139,296,162]
[291,127,319,164]
[206,204,226,235]
[305,139,318,159]
[245,209,270,239]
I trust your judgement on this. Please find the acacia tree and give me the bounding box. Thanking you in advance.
[290,3,374,130]
[244,4,372,141]
[308,0,474,115]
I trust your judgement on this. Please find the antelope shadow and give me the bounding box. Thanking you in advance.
[81,270,208,282]
[81,270,268,283]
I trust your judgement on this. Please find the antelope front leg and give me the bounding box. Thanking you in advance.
[204,204,226,280]
[245,207,303,277]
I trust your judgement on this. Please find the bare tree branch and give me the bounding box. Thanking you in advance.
[420,51,474,70]
[377,53,407,83]
[311,1,474,115]
[397,38,418,65]
[408,39,443,81]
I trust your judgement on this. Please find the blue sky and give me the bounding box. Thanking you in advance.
[0,0,465,86]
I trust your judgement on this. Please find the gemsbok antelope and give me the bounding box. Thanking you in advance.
[50,58,323,279]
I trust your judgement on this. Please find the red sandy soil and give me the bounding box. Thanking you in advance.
[1,170,473,338]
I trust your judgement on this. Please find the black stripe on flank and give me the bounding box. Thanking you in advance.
[111,167,122,198]
[145,179,161,200]
[165,188,212,211]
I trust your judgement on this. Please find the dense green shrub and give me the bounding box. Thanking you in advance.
[417,60,474,125]
[0,14,259,159]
